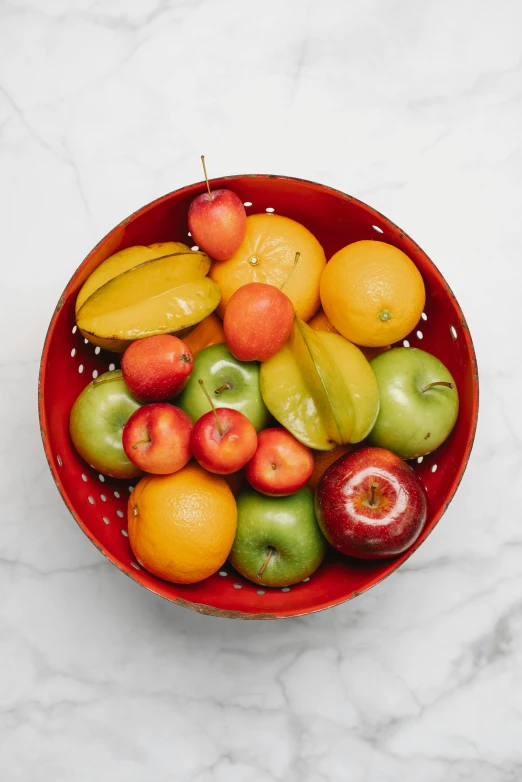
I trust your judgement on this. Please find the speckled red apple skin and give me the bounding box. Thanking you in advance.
[121,335,193,403]
[315,447,427,559]
[188,189,246,261]
[191,408,257,475]
[224,283,294,362]
[246,427,314,495]
[122,403,193,475]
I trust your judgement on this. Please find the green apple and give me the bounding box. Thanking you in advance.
[177,343,270,432]
[368,347,459,459]
[69,370,142,478]
[229,487,327,587]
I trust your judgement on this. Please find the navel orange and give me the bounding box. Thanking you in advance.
[320,240,425,347]
[209,213,326,321]
[183,313,225,356]
[128,464,237,584]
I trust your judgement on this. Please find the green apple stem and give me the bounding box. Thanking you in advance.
[92,371,123,385]
[214,383,231,395]
[421,381,455,393]
[368,482,378,507]
[201,155,212,200]
[198,379,224,436]
[257,546,275,580]
[280,252,300,291]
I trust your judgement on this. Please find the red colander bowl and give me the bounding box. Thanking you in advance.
[39,175,479,619]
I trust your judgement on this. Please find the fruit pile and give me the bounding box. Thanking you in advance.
[69,163,459,589]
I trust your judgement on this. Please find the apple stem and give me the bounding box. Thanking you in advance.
[181,353,192,364]
[369,482,378,507]
[201,155,212,200]
[198,379,224,436]
[132,438,151,449]
[421,381,455,393]
[280,252,300,291]
[257,546,275,580]
[214,383,231,395]
[92,371,123,385]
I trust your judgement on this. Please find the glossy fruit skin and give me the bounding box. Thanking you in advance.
[128,464,237,584]
[245,428,314,495]
[224,282,294,361]
[320,240,426,347]
[369,347,459,459]
[316,447,427,559]
[122,403,193,475]
[229,488,327,587]
[188,189,247,261]
[177,343,270,432]
[75,242,191,315]
[209,213,326,320]
[191,408,257,475]
[69,370,142,479]
[308,444,353,491]
[121,334,193,403]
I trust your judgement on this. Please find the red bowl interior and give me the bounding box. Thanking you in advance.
[39,175,479,619]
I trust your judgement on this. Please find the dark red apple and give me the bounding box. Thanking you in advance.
[191,407,257,475]
[188,169,246,261]
[121,334,193,403]
[245,427,314,495]
[123,403,193,475]
[315,446,427,559]
[223,282,294,362]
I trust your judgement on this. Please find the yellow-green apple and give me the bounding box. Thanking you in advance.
[229,487,327,587]
[122,403,193,475]
[245,428,314,495]
[315,446,427,559]
[69,370,142,479]
[223,282,294,361]
[369,347,459,459]
[121,334,193,403]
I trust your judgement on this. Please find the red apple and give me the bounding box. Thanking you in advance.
[245,427,314,495]
[191,407,257,475]
[123,403,193,475]
[224,283,294,361]
[188,189,246,261]
[315,446,427,559]
[121,334,193,403]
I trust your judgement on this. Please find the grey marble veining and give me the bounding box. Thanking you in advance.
[1,0,521,779]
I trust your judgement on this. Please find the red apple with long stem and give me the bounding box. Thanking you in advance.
[188,156,247,261]
[315,446,427,559]
[190,380,257,474]
[245,428,314,495]
[122,403,193,475]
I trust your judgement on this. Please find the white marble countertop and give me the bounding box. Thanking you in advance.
[1,0,521,779]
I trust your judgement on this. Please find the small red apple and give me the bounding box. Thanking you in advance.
[245,427,314,495]
[191,407,257,475]
[188,158,246,261]
[315,446,427,559]
[123,403,193,475]
[121,334,193,403]
[224,283,294,361]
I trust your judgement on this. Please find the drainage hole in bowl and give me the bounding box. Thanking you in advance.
[233,583,242,589]
[102,516,110,525]
[88,496,95,505]
[403,339,410,348]
[421,312,428,321]
[416,330,423,340]
[81,473,88,482]
[92,370,98,379]
[121,529,128,537]
[98,474,105,482]
[72,325,77,334]
[450,325,458,339]
[114,490,120,498]
[71,348,76,357]
[78,364,84,374]
[191,245,199,251]
[244,201,252,207]
[282,587,290,592]
[56,455,63,467]
[117,510,124,518]
[131,562,141,570]
[257,590,265,595]
[100,494,107,502]
[266,207,275,213]
[372,225,384,234]
[109,363,116,371]
[219,571,227,577]
[431,463,438,473]
[95,346,101,355]
[417,456,423,464]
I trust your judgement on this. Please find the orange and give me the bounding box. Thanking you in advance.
[183,313,225,356]
[308,444,353,491]
[320,240,425,347]
[209,213,326,321]
[128,464,237,584]
[308,308,391,362]
[308,308,339,334]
